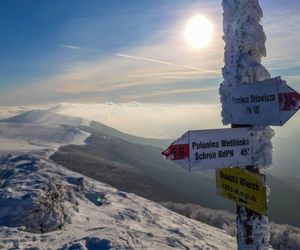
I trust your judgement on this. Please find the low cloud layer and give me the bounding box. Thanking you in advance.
[49,102,223,139]
[1,102,299,140]
[0,103,223,139]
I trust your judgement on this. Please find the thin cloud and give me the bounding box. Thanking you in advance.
[60,44,88,50]
[45,42,223,95]
[179,64,218,73]
[61,44,220,74]
[117,53,219,74]
[116,53,174,66]
[123,87,218,101]
[127,71,202,78]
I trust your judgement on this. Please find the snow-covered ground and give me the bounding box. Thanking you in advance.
[0,154,237,249]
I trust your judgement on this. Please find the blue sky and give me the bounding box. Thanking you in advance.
[0,0,299,105]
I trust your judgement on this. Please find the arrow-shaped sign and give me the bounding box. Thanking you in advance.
[162,127,271,171]
[228,77,300,126]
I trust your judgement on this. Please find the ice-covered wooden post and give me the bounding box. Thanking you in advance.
[219,0,272,249]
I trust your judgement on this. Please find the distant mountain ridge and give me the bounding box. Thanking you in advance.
[2,109,90,127]
[1,109,171,149]
[0,110,90,156]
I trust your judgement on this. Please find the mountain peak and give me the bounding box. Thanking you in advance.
[2,109,90,127]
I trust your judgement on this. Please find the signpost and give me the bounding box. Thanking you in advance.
[162,128,260,171]
[161,0,299,248]
[228,77,300,125]
[221,1,272,248]
[216,167,267,215]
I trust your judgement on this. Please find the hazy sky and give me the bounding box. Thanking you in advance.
[0,0,299,105]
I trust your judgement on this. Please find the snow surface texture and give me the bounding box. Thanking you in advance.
[250,126,274,168]
[236,206,270,250]
[0,110,90,157]
[0,154,237,249]
[220,0,272,249]
[0,155,79,233]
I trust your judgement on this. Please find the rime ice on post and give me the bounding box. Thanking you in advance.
[220,0,270,123]
[219,0,273,249]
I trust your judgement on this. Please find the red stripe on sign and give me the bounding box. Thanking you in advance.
[279,92,300,111]
[162,144,189,160]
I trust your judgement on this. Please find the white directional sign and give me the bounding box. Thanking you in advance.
[162,128,263,171]
[228,77,300,126]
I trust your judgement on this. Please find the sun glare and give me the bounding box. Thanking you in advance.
[184,15,214,49]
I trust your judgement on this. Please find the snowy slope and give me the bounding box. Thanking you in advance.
[0,154,237,249]
[0,110,90,157]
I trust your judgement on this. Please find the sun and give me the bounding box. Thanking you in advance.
[184,15,214,49]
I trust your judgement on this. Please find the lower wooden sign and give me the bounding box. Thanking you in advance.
[216,167,267,215]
